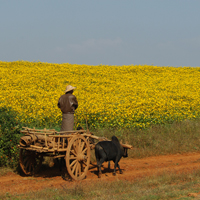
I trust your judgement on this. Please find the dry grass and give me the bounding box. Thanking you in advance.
[1,169,200,199]
[93,118,200,159]
[0,167,13,177]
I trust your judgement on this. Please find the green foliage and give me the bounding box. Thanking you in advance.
[0,107,23,168]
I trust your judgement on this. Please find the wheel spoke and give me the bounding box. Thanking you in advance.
[72,143,78,154]
[72,162,78,174]
[80,161,86,172]
[74,138,78,148]
[69,155,77,160]
[80,141,85,152]
[82,160,88,167]
[82,147,88,154]
[23,156,29,165]
[77,139,81,153]
[75,162,79,177]
[78,162,82,175]
[70,149,77,157]
[70,159,77,168]
[76,139,79,153]
[25,159,31,171]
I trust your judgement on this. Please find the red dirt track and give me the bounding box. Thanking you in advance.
[1,152,200,195]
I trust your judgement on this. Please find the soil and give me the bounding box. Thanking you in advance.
[1,152,200,195]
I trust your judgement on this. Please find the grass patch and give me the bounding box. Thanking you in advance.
[0,167,13,177]
[2,170,200,199]
[92,118,200,158]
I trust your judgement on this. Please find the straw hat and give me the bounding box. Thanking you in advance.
[65,85,76,93]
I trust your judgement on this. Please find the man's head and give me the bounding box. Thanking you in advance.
[65,85,76,93]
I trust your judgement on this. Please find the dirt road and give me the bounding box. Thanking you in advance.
[1,152,200,195]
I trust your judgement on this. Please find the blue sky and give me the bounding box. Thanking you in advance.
[1,0,200,66]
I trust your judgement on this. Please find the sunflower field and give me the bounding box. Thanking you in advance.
[1,61,200,129]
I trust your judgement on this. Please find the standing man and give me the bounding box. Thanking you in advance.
[58,85,78,131]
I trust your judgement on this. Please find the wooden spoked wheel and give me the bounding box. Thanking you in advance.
[19,149,43,175]
[66,135,91,180]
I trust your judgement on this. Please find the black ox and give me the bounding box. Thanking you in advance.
[95,136,128,178]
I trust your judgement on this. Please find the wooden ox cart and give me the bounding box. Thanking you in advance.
[18,127,133,180]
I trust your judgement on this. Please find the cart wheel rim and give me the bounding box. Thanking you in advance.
[19,149,43,175]
[66,135,91,180]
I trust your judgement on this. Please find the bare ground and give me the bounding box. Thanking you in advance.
[1,152,200,195]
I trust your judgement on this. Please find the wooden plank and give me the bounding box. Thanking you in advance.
[20,131,56,135]
[30,145,43,149]
[55,149,68,152]
[19,146,48,153]
[45,133,47,147]
[21,130,56,134]
[41,148,55,152]
[42,147,67,152]
[62,138,65,148]
[57,130,87,134]
[57,137,60,151]
[53,155,65,158]
[53,137,55,149]
[48,135,75,138]
[22,127,56,131]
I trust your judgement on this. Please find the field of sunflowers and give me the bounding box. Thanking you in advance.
[1,61,200,129]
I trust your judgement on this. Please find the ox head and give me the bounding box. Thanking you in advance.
[123,147,128,158]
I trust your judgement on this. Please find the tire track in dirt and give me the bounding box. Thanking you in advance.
[1,152,200,195]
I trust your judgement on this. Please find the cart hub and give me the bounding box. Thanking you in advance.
[77,154,87,161]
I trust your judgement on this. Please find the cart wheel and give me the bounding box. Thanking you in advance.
[66,135,91,180]
[19,149,43,175]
